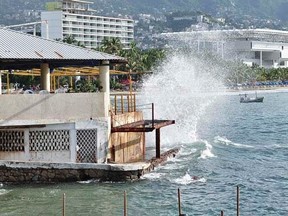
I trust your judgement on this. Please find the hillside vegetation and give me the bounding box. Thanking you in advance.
[0,0,288,26]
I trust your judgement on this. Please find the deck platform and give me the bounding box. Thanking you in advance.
[111,120,175,133]
[111,119,175,158]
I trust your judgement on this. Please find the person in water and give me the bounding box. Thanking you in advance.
[191,176,199,180]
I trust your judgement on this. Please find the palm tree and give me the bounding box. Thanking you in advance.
[62,35,85,47]
[62,35,77,44]
[99,37,123,55]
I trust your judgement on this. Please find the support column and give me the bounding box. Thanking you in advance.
[0,71,2,95]
[156,129,160,158]
[40,63,50,91]
[70,129,77,162]
[99,60,110,117]
[99,60,110,163]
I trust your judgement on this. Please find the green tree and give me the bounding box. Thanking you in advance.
[62,35,85,47]
[99,37,123,55]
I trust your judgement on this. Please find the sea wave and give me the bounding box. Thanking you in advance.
[0,189,10,196]
[214,136,254,148]
[141,172,165,180]
[77,179,100,184]
[198,140,216,159]
[173,173,206,185]
[179,147,198,156]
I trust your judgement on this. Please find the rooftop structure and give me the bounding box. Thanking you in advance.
[0,28,175,183]
[41,0,134,49]
[0,28,125,70]
[161,29,288,68]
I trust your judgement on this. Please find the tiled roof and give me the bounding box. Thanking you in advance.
[0,28,126,69]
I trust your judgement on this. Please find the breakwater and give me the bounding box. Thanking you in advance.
[0,148,179,184]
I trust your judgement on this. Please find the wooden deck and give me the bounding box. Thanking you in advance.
[111,119,175,159]
[111,120,175,133]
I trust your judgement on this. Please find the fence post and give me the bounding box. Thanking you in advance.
[178,188,182,216]
[221,210,224,216]
[124,190,127,216]
[62,193,66,216]
[237,185,240,216]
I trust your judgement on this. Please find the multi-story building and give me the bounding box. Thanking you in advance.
[41,0,134,49]
[161,29,288,68]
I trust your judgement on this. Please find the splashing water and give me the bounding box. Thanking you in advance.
[198,140,216,159]
[174,172,207,185]
[139,51,225,146]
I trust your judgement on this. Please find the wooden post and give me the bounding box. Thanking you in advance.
[70,76,73,90]
[156,129,160,158]
[130,94,133,112]
[178,188,182,216]
[124,190,127,216]
[237,185,240,216]
[121,95,124,114]
[53,75,56,91]
[50,74,53,91]
[127,95,130,112]
[114,95,117,115]
[133,94,136,112]
[221,210,224,216]
[62,193,66,216]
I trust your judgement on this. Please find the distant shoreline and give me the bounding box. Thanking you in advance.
[226,86,288,92]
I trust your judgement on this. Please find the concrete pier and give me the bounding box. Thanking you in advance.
[0,148,179,184]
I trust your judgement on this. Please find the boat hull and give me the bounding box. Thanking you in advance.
[240,97,264,103]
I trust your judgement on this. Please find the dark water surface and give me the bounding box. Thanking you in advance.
[0,91,288,215]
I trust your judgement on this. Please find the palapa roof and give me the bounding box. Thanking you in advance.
[0,28,127,70]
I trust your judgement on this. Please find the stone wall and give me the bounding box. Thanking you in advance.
[0,166,141,183]
[0,148,179,184]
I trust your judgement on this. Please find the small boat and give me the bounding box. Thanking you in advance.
[240,93,264,103]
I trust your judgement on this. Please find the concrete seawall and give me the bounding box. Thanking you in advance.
[0,148,179,184]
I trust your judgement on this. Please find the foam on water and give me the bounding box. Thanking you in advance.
[178,146,198,156]
[77,179,99,184]
[141,172,165,180]
[214,135,254,148]
[198,140,216,159]
[0,189,10,196]
[173,173,207,185]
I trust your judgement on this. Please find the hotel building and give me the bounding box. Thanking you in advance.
[41,0,134,48]
[161,29,288,68]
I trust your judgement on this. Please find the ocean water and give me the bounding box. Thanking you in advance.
[1,51,288,215]
[0,91,288,216]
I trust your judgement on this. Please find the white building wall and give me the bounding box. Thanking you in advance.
[0,93,111,163]
[0,120,107,163]
[41,11,134,48]
[281,49,288,59]
[164,29,288,68]
[41,11,63,40]
[0,93,106,126]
